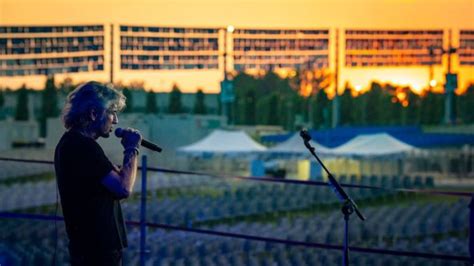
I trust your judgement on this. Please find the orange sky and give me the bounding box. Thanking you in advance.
[1,0,473,28]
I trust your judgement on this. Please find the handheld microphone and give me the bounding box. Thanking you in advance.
[115,128,162,153]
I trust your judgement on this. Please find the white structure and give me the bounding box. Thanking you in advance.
[46,113,226,150]
[325,133,416,157]
[0,119,39,151]
[178,129,267,156]
[265,133,332,157]
[1,24,472,94]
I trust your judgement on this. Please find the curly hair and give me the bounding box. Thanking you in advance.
[61,81,126,130]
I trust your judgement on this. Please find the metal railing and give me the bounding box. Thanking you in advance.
[0,155,471,265]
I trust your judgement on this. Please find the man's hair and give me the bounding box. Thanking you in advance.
[62,81,126,130]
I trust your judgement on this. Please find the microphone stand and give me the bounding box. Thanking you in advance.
[300,130,365,266]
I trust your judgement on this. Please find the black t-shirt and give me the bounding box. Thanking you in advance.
[54,130,128,252]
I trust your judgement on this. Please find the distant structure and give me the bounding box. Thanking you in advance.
[0,25,473,92]
[231,28,329,71]
[0,25,106,77]
[344,29,444,67]
[459,30,474,66]
[119,25,220,71]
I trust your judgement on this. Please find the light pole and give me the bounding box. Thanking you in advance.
[444,30,458,125]
[220,25,235,125]
[331,28,340,128]
[426,30,458,125]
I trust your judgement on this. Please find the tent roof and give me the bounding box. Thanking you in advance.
[178,129,267,155]
[325,133,415,157]
[267,133,332,155]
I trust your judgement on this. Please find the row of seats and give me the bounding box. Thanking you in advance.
[0,199,468,266]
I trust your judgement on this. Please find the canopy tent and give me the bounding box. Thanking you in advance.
[265,133,332,157]
[177,129,267,156]
[323,133,416,157]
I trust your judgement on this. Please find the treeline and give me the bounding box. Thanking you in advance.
[1,73,473,134]
[117,83,209,115]
[0,77,211,137]
[0,76,61,137]
[231,72,474,130]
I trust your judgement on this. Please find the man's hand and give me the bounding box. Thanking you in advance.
[102,128,141,198]
[119,128,142,150]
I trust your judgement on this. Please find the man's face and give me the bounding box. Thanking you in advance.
[94,108,118,138]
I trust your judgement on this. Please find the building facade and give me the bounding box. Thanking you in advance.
[344,29,444,67]
[0,25,109,79]
[459,30,474,66]
[232,28,329,71]
[0,24,473,93]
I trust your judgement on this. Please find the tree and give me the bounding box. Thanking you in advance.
[402,87,421,125]
[246,71,300,128]
[289,93,306,130]
[0,88,4,120]
[259,71,281,95]
[42,75,59,117]
[255,94,273,125]
[15,85,29,121]
[233,72,258,125]
[312,88,331,129]
[352,89,369,125]
[41,76,59,118]
[289,68,331,97]
[40,75,59,136]
[193,88,207,114]
[59,77,75,94]
[243,89,257,125]
[420,90,444,125]
[0,88,4,109]
[458,84,474,123]
[339,83,355,125]
[145,90,158,114]
[383,83,402,125]
[122,88,133,113]
[290,68,331,128]
[365,82,392,125]
[266,93,279,125]
[274,75,300,129]
[232,70,302,129]
[168,84,183,113]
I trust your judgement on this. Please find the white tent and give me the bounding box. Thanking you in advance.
[266,133,332,156]
[324,133,416,157]
[178,129,267,156]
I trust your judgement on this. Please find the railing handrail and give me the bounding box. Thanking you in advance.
[0,156,471,197]
[0,211,469,262]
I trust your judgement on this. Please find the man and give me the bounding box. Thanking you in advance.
[54,81,141,265]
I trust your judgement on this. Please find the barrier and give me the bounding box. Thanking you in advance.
[0,212,469,262]
[0,156,471,265]
[0,156,470,197]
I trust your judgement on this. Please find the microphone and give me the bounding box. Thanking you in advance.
[299,129,312,142]
[115,128,162,153]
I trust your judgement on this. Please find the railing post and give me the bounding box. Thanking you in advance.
[469,194,474,264]
[140,155,148,266]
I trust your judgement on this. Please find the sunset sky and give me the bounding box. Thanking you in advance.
[1,0,473,28]
[0,0,473,93]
